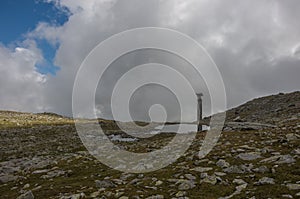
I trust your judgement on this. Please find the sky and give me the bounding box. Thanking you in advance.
[0,0,68,74]
[0,0,299,120]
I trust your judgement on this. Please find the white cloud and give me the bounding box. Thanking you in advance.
[1,0,300,119]
[0,40,47,112]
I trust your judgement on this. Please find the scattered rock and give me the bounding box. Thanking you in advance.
[236,152,262,161]
[155,180,163,186]
[177,180,196,190]
[292,148,300,155]
[275,155,296,164]
[1,91,300,198]
[17,191,34,199]
[201,174,219,185]
[260,154,296,164]
[219,183,247,199]
[0,174,18,183]
[23,183,30,189]
[260,155,281,163]
[184,174,196,180]
[41,169,65,179]
[32,169,49,174]
[216,159,230,168]
[90,191,100,198]
[286,183,300,190]
[145,195,164,199]
[224,166,243,174]
[215,172,227,176]
[233,116,244,122]
[191,167,213,172]
[60,193,85,199]
[233,179,247,185]
[95,180,116,188]
[255,177,275,185]
[286,133,298,141]
[252,166,269,173]
[175,191,187,197]
[282,194,293,198]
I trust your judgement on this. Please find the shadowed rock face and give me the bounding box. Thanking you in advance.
[0,91,299,198]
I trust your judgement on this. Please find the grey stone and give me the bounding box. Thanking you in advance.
[175,191,187,197]
[215,172,227,176]
[252,166,269,173]
[218,184,247,199]
[216,159,230,168]
[260,155,282,163]
[177,180,196,190]
[184,174,196,180]
[200,173,208,179]
[155,180,163,186]
[236,152,262,161]
[32,169,49,174]
[145,195,164,199]
[201,175,218,185]
[255,177,275,185]
[0,174,18,183]
[191,167,212,172]
[23,183,30,189]
[17,191,34,199]
[275,155,296,164]
[233,179,247,185]
[292,149,300,155]
[286,183,300,190]
[260,154,296,164]
[286,133,298,141]
[223,165,245,174]
[41,169,65,179]
[282,194,293,198]
[95,180,116,188]
[60,193,85,199]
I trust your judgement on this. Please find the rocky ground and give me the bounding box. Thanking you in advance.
[0,111,74,129]
[0,91,299,199]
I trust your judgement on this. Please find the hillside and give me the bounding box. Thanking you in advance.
[226,91,300,125]
[0,111,74,129]
[0,91,299,199]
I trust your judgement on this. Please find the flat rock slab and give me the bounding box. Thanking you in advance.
[286,183,300,190]
[237,152,262,161]
[191,167,213,172]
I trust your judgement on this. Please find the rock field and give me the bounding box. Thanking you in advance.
[0,91,299,198]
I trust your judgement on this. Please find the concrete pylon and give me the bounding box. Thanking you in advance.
[196,93,203,132]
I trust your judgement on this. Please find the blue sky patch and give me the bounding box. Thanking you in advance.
[0,0,69,75]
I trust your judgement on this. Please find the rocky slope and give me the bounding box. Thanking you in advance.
[0,91,299,199]
[226,91,300,124]
[0,111,74,129]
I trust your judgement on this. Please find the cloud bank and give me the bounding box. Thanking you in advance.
[1,0,300,121]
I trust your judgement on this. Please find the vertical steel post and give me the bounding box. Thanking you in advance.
[197,93,203,131]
